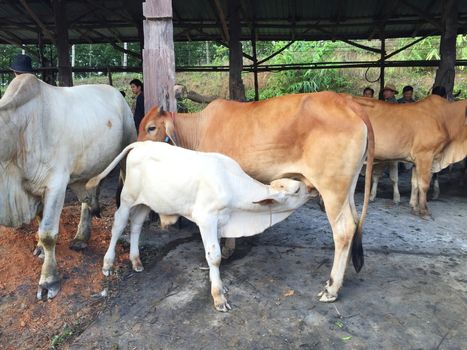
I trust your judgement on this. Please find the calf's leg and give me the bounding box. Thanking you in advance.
[102,202,131,276]
[199,218,230,312]
[129,205,151,272]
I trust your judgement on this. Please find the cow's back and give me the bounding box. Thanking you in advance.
[37,82,136,180]
[197,92,369,183]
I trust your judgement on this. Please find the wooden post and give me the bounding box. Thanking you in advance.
[251,28,259,101]
[52,0,72,86]
[228,0,246,101]
[379,37,385,100]
[434,0,458,99]
[142,0,176,112]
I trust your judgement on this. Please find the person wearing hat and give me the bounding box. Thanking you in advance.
[398,85,415,104]
[382,83,398,103]
[10,53,33,76]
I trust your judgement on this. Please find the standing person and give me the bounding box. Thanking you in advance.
[363,87,375,98]
[130,78,145,132]
[382,83,398,103]
[398,85,415,103]
[10,54,33,76]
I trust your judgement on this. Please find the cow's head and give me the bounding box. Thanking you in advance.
[138,105,177,145]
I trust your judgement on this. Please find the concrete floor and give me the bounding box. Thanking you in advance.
[69,171,467,350]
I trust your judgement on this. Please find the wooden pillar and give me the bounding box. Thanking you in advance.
[142,0,176,112]
[228,0,246,101]
[379,37,385,100]
[251,29,259,101]
[52,0,72,86]
[434,0,458,99]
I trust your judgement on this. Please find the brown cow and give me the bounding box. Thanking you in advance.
[353,95,467,217]
[138,92,374,302]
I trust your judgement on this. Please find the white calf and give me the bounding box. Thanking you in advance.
[87,141,311,312]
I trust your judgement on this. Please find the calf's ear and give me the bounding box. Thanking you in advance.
[253,198,278,205]
[164,119,178,146]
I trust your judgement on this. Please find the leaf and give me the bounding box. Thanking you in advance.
[335,320,344,328]
[341,335,352,341]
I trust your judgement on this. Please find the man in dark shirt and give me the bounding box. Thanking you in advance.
[130,78,145,132]
[398,85,416,103]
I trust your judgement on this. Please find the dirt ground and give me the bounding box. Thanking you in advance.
[1,168,466,350]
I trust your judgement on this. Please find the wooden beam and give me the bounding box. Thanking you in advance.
[384,35,430,60]
[228,0,245,101]
[0,33,40,60]
[52,0,72,86]
[368,0,401,40]
[400,0,444,32]
[19,0,56,43]
[434,0,458,98]
[257,40,295,65]
[211,0,230,42]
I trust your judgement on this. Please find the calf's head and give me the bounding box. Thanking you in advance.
[138,105,177,145]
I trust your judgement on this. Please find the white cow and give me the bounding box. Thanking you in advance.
[0,74,136,299]
[86,141,311,312]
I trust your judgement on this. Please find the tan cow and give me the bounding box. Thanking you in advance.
[137,92,374,302]
[353,95,467,217]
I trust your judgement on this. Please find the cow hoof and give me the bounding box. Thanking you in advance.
[214,300,232,312]
[33,246,45,259]
[69,239,88,251]
[102,268,111,277]
[37,280,60,300]
[317,289,337,303]
[132,264,144,273]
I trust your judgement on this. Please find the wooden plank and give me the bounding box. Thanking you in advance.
[19,0,56,43]
[143,0,172,19]
[143,18,176,112]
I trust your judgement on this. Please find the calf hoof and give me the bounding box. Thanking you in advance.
[317,289,337,303]
[33,246,44,259]
[69,239,88,251]
[37,280,60,300]
[131,257,144,272]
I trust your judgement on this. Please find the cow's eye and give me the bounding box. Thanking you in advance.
[148,126,156,132]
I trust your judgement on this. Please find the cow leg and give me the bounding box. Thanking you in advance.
[70,202,92,250]
[432,173,440,200]
[69,184,100,250]
[370,163,383,201]
[414,157,433,218]
[221,238,236,259]
[102,202,131,276]
[317,189,358,302]
[37,177,68,300]
[409,166,419,211]
[199,218,230,312]
[129,205,151,272]
[389,161,400,204]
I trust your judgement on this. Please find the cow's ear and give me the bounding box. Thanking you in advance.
[157,105,164,116]
[253,198,278,205]
[164,118,178,146]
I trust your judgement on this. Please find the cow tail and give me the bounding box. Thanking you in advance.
[86,142,138,191]
[352,103,375,273]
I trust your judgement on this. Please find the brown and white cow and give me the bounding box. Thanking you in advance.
[137,92,374,302]
[353,95,467,217]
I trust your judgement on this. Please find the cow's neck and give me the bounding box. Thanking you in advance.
[172,112,206,150]
[444,100,467,139]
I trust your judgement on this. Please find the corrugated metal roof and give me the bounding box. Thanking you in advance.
[0,0,465,45]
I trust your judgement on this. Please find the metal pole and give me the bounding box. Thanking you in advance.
[379,37,385,100]
[252,28,259,101]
